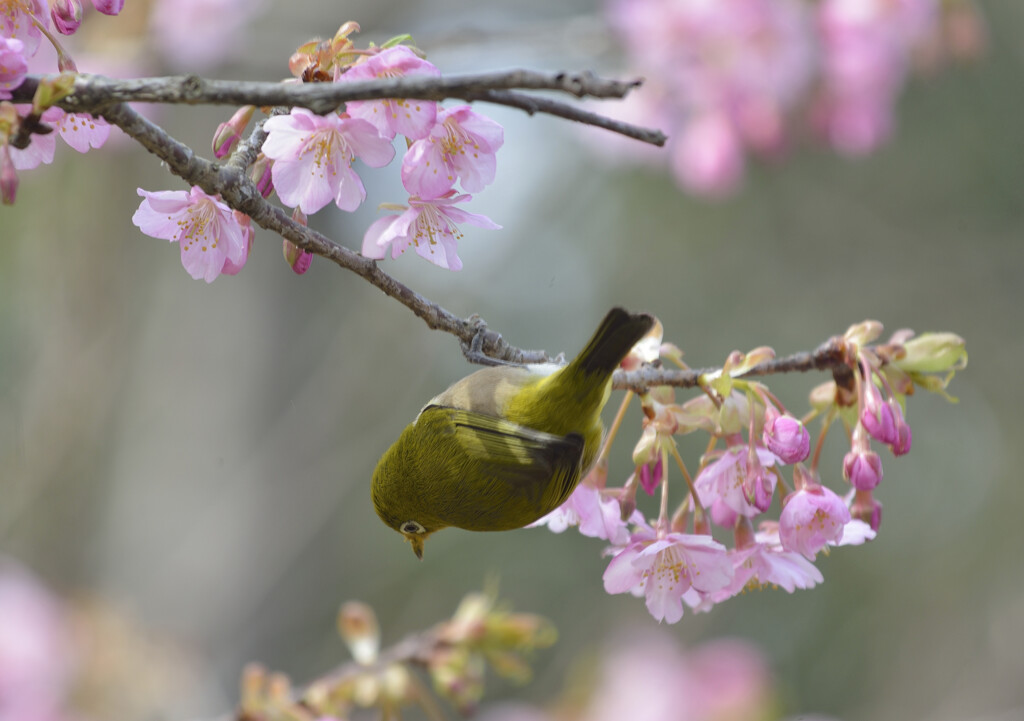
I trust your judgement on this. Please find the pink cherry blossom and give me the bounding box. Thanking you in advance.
[336,46,440,140]
[762,409,810,464]
[261,107,395,215]
[529,484,638,545]
[694,445,780,518]
[5,106,61,170]
[133,186,251,282]
[54,110,109,152]
[0,36,28,99]
[778,484,850,560]
[221,210,252,276]
[361,192,500,271]
[0,0,45,58]
[714,527,823,598]
[832,519,876,547]
[401,105,504,197]
[603,523,733,624]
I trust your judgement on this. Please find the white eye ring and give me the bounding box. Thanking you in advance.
[401,520,426,534]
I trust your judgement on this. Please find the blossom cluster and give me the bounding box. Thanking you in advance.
[602,0,985,197]
[533,318,967,623]
[1,1,117,203]
[135,26,504,280]
[4,14,504,280]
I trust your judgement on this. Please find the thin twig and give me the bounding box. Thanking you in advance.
[12,71,667,146]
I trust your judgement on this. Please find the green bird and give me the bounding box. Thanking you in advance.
[371,308,654,559]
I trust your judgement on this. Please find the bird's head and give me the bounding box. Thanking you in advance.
[396,519,434,560]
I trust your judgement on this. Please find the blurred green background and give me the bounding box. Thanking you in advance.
[2,1,1022,720]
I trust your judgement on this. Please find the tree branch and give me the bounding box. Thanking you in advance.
[12,70,667,146]
[611,338,850,392]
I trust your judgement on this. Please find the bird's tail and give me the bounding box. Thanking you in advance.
[568,307,655,378]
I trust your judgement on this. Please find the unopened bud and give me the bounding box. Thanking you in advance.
[762,408,810,464]
[637,456,663,496]
[212,105,254,159]
[843,448,882,490]
[50,0,83,35]
[860,379,897,445]
[249,153,273,197]
[91,0,124,14]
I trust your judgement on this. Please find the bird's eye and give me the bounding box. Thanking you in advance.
[401,520,426,534]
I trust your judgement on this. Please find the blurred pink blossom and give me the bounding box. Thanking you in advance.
[150,0,267,70]
[814,0,938,154]
[0,560,74,721]
[0,36,28,98]
[0,0,45,57]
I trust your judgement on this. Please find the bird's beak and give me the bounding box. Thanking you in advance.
[408,535,425,560]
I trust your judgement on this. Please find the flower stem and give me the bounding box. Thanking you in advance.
[598,390,633,461]
[810,407,836,472]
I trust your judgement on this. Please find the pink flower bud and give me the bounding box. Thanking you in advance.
[212,105,254,159]
[860,379,897,444]
[50,0,82,35]
[762,410,810,464]
[284,210,312,274]
[888,399,912,456]
[1,145,18,204]
[248,154,273,198]
[843,448,882,490]
[743,448,774,513]
[91,0,124,14]
[637,456,662,496]
[850,490,883,532]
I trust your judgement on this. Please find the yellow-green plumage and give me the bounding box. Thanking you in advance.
[371,308,654,558]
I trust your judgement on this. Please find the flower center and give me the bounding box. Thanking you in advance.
[178,198,219,254]
[411,204,462,248]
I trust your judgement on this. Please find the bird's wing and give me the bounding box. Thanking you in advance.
[421,405,585,508]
